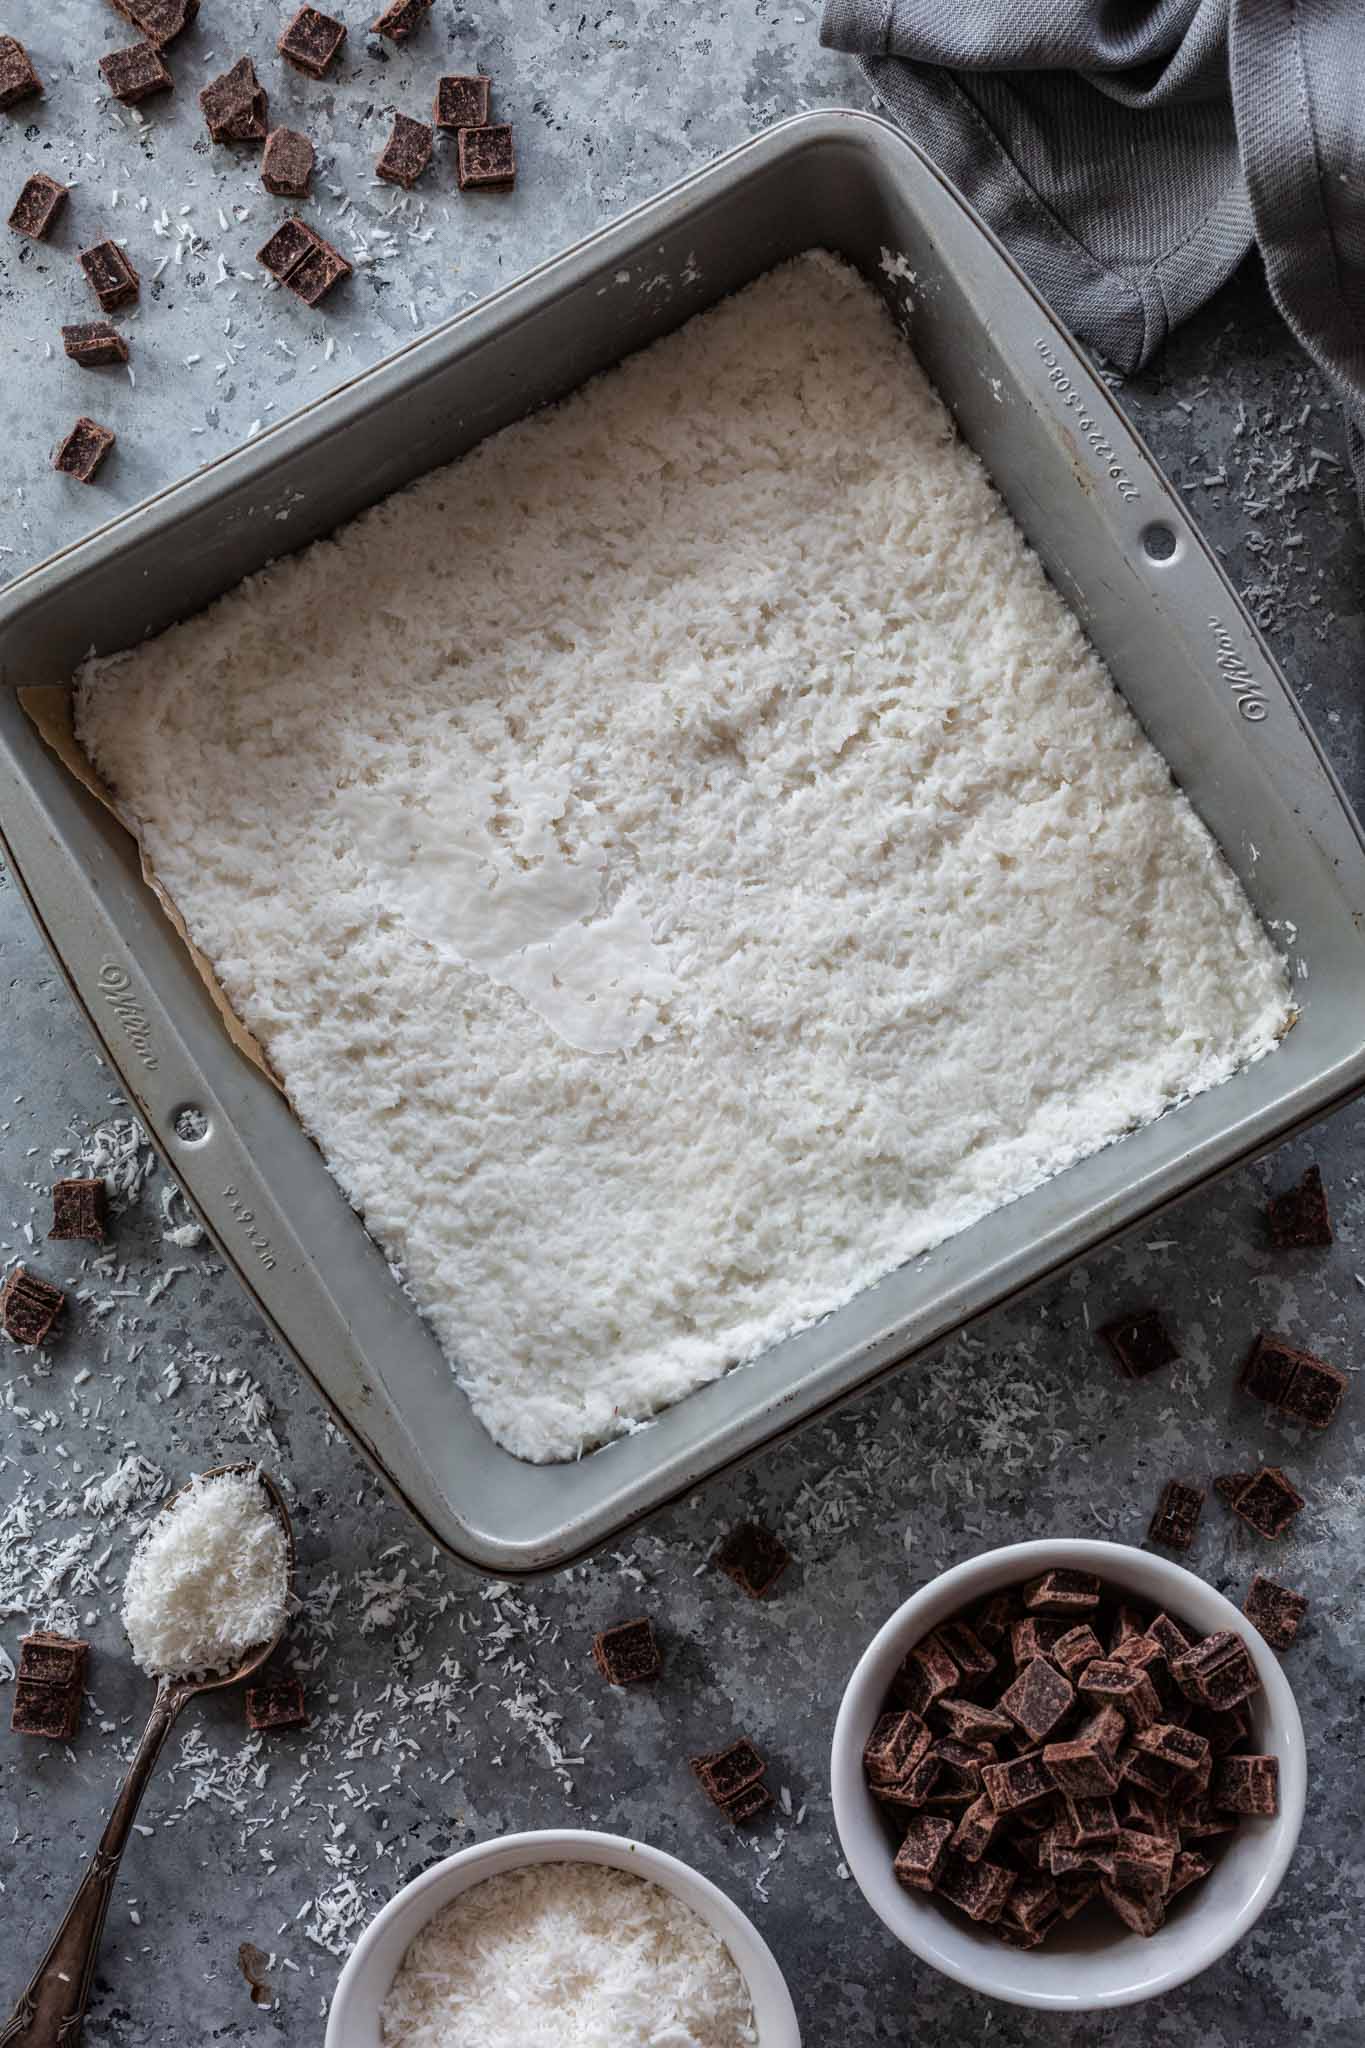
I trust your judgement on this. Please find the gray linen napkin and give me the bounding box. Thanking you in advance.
[821,0,1365,510]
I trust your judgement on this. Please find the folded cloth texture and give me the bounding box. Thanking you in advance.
[821,0,1365,512]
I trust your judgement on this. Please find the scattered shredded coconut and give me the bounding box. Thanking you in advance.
[379,1862,756,2048]
[121,1469,288,1677]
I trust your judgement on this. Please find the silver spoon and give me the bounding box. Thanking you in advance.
[1,1464,295,2048]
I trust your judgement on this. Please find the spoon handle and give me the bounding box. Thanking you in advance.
[0,1685,186,2048]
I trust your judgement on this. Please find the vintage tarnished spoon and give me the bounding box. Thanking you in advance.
[1,1465,294,2048]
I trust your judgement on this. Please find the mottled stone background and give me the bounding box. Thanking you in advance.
[1,4,1362,2045]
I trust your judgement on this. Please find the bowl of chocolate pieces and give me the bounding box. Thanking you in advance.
[830,1539,1305,2008]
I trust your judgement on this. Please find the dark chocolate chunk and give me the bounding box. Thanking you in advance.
[108,0,198,48]
[1000,1657,1074,1743]
[891,1637,958,1716]
[1229,1465,1305,1540]
[716,1523,789,1597]
[873,1748,943,1809]
[1171,1630,1261,1711]
[1267,1162,1332,1247]
[1148,1478,1204,1552]
[1050,1624,1104,1679]
[1063,1790,1116,1843]
[1215,1470,1254,1508]
[285,238,351,306]
[1123,1722,1210,1795]
[1146,1611,1191,1662]
[1100,1309,1178,1379]
[971,1593,1017,1650]
[1242,1572,1308,1651]
[0,35,42,109]
[931,1620,995,1688]
[54,416,116,484]
[893,1813,954,1891]
[1188,1698,1251,1757]
[99,41,172,102]
[1077,1659,1161,1730]
[256,216,350,304]
[244,1677,308,1730]
[927,1737,986,1804]
[1212,1753,1279,1816]
[371,0,431,39]
[937,1851,1016,1923]
[457,122,516,191]
[1042,1731,1120,1797]
[1046,1824,1114,1878]
[1009,1615,1070,1666]
[1176,1790,1237,1838]
[79,240,140,311]
[1055,1873,1101,1918]
[1100,1876,1165,1936]
[1167,1847,1213,1898]
[1001,1872,1062,1938]
[720,1780,771,1824]
[278,6,346,77]
[863,1710,931,1787]
[18,1631,88,1688]
[257,215,317,280]
[10,1676,80,1740]
[9,173,68,241]
[1109,1603,1146,1650]
[376,112,434,189]
[692,1737,765,1807]
[1242,1331,1347,1430]
[434,72,490,131]
[1022,1569,1101,1616]
[951,1792,1002,1862]
[934,1696,1013,1748]
[1112,1825,1176,1891]
[50,1177,108,1239]
[591,1616,660,1685]
[2,1265,66,1344]
[981,1752,1054,1813]
[63,323,131,373]
[200,56,268,144]
[261,127,315,198]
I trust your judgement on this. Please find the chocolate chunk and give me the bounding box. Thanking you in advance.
[1051,1625,1104,1679]
[371,0,431,39]
[1023,1569,1101,1616]
[457,122,516,191]
[1267,1163,1332,1247]
[931,1620,995,1688]
[1146,1611,1192,1662]
[692,1738,765,1807]
[863,1710,931,1786]
[1242,1331,1347,1430]
[951,1792,1003,1862]
[1212,1753,1279,1816]
[1188,1698,1251,1756]
[1042,1732,1120,1798]
[1171,1631,1261,1711]
[376,112,434,189]
[1001,1872,1062,1941]
[61,321,130,368]
[434,72,490,130]
[0,35,42,109]
[18,1631,88,1688]
[244,1677,308,1730]
[1112,1825,1175,1891]
[1123,1722,1210,1795]
[937,1851,1016,1923]
[1109,1603,1146,1650]
[1215,1470,1254,1508]
[723,1780,773,1824]
[108,0,198,48]
[200,57,268,144]
[10,1676,80,1740]
[893,1813,954,1891]
[1229,1464,1305,1539]
[591,1616,660,1685]
[256,216,350,304]
[51,1177,108,1239]
[1063,1790,1116,1843]
[54,416,116,484]
[713,1521,790,1599]
[1009,1615,1070,1665]
[874,1749,943,1809]
[971,1593,1018,1650]
[1046,1824,1114,1878]
[1077,1659,1161,1730]
[287,238,351,306]
[934,1696,1013,1748]
[279,6,346,75]
[1116,1781,1178,1840]
[1000,1658,1074,1743]
[1242,1572,1308,1650]
[2,1265,66,1344]
[79,240,139,311]
[99,41,172,102]
[1168,1847,1213,1898]
[1176,1791,1236,1839]
[981,1752,1054,1812]
[261,127,315,198]
[9,173,67,241]
[1148,1478,1204,1551]
[927,1737,986,1805]
[1055,1873,1101,1918]
[892,1637,958,1716]
[1101,1309,1178,1379]
[1100,1876,1165,1936]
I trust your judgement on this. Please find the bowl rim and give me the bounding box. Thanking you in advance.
[830,1537,1307,2011]
[324,1825,801,2046]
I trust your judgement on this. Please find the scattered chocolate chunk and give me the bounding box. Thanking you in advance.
[1023,1569,1101,1616]
[79,240,139,311]
[256,215,317,279]
[256,215,350,304]
[99,41,172,102]
[723,1779,773,1824]
[1077,1659,1160,1730]
[1171,1631,1261,1712]
[18,1631,88,1688]
[10,1676,80,1740]
[278,6,346,77]
[1228,1464,1305,1540]
[371,0,431,39]
[863,1710,931,1787]
[200,56,268,145]
[108,0,198,48]
[0,35,42,109]
[1100,1309,1178,1379]
[434,72,490,131]
[692,1738,765,1807]
[376,111,433,188]
[893,1813,954,1891]
[9,173,68,241]
[2,1265,66,1344]
[937,1852,1016,1923]
[261,127,315,198]
[591,1616,660,1686]
[1000,1657,1074,1743]
[1267,1162,1332,1247]
[891,1637,958,1716]
[285,238,350,306]
[244,1677,308,1731]
[54,416,116,484]
[457,122,516,191]
[1215,1470,1254,1508]
[50,1176,108,1239]
[1148,1478,1204,1552]
[713,1523,796,1602]
[1212,1753,1279,1816]
[1242,1331,1347,1431]
[1242,1573,1308,1651]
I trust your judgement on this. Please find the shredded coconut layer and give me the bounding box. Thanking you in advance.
[75,252,1292,1462]
[121,1469,288,1677]
[379,1861,756,2048]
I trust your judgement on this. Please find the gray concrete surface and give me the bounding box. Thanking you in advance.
[2,6,1364,2046]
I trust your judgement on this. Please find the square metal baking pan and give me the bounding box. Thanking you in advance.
[3,112,1364,1576]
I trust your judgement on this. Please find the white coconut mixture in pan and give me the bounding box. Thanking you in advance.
[74,252,1291,1462]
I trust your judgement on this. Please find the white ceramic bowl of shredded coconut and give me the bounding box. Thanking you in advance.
[325,1829,800,2047]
